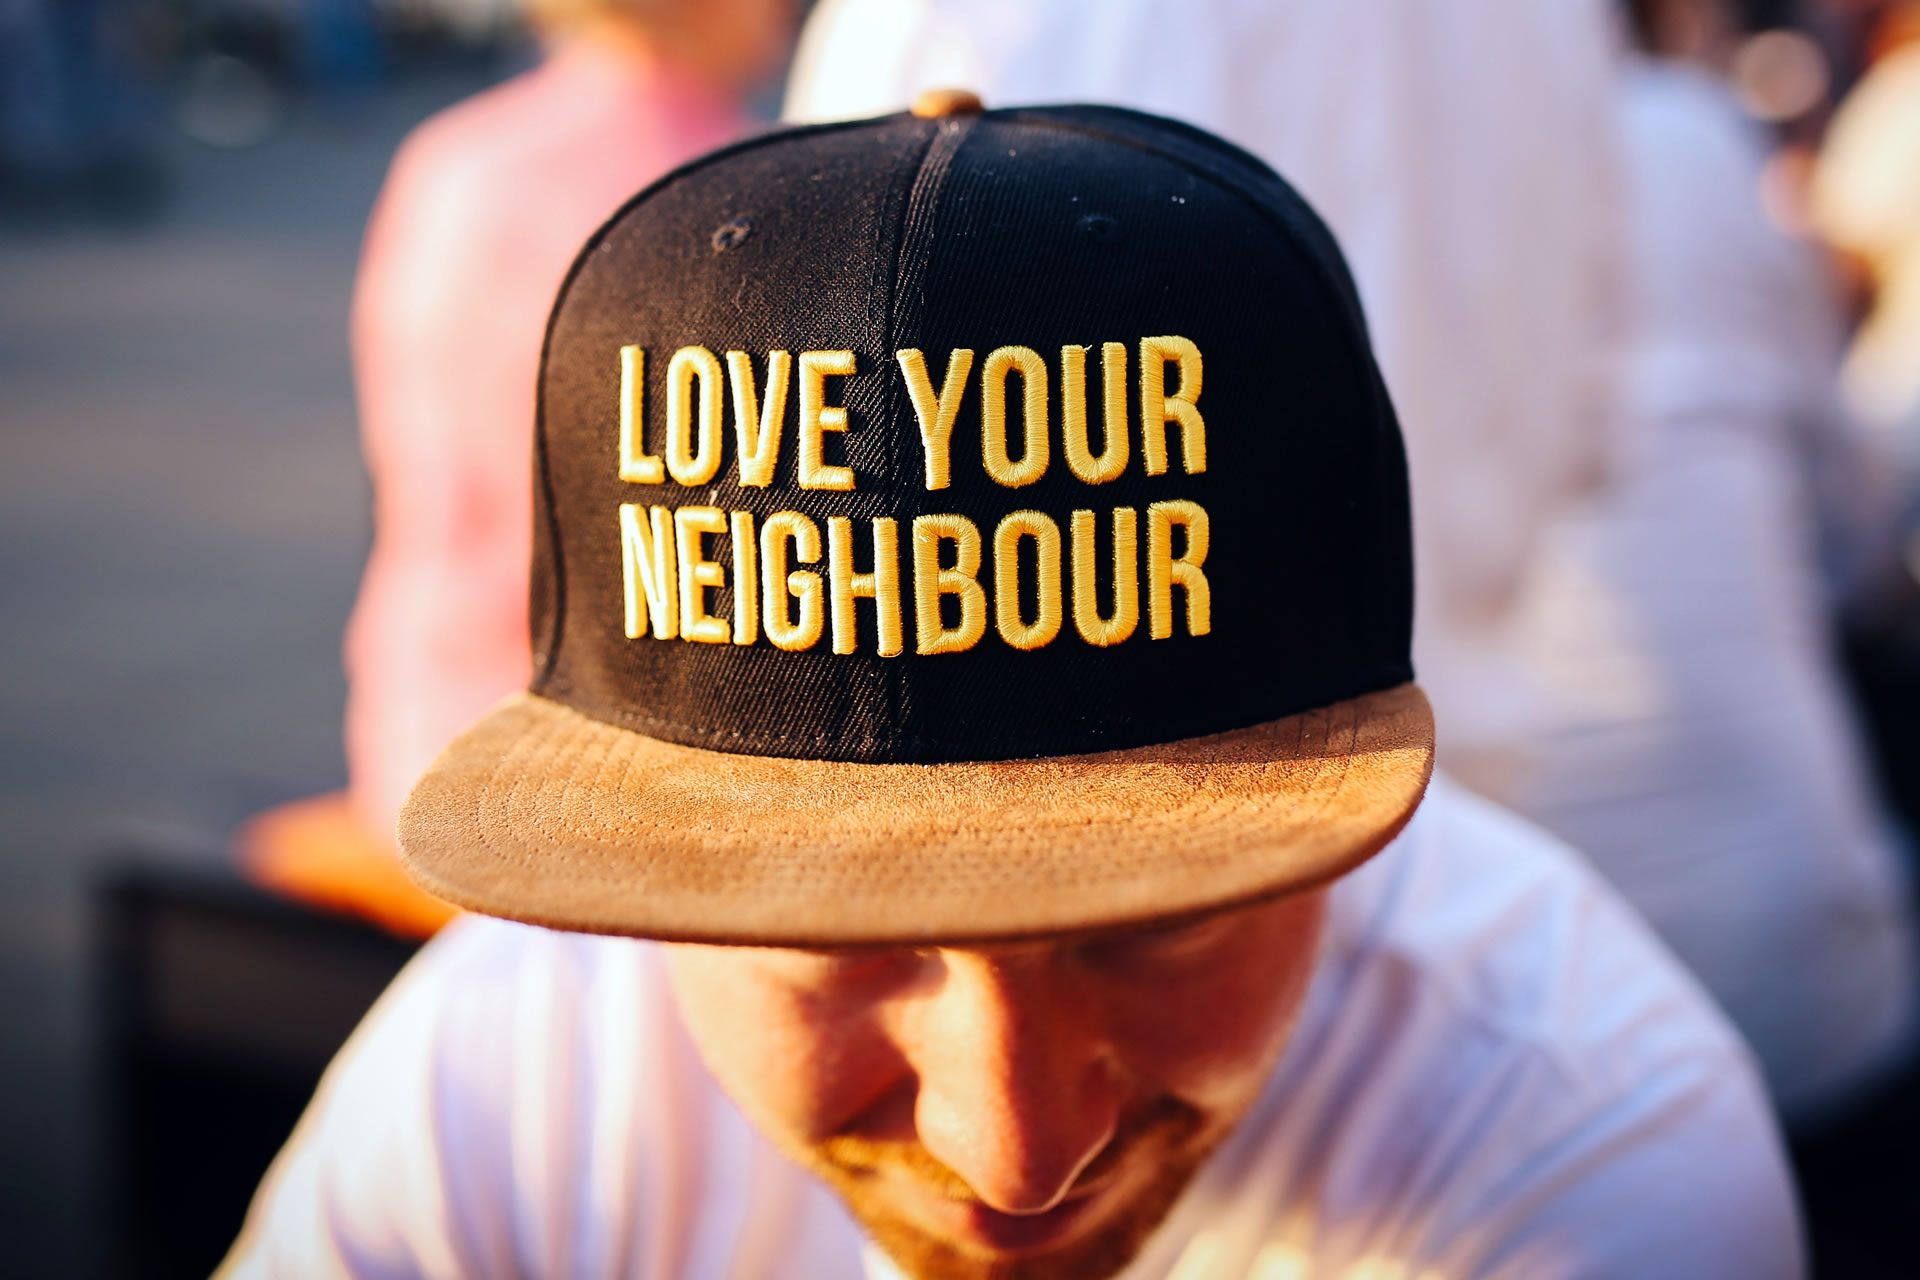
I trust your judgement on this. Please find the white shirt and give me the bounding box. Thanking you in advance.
[221,778,1802,1278]
[1457,60,1916,1118]
[782,0,1628,764]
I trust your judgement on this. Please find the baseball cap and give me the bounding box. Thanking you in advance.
[397,95,1433,945]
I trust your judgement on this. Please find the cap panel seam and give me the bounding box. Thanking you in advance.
[875,116,972,742]
[887,118,973,373]
[530,344,565,683]
[992,108,1414,666]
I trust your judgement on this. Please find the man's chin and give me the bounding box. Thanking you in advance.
[789,1092,1230,1280]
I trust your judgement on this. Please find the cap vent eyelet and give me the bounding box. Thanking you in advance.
[711,215,754,253]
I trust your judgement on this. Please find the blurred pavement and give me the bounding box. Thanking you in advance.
[0,68,496,1277]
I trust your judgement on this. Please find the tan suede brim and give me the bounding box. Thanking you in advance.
[396,682,1434,946]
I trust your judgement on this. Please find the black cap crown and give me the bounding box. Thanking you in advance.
[528,105,1413,765]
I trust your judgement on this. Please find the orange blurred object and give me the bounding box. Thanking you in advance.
[1869,2,1920,65]
[238,792,459,939]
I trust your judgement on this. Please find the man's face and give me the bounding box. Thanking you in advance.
[663,889,1329,1280]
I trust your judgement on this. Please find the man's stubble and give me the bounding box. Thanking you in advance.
[802,1095,1227,1280]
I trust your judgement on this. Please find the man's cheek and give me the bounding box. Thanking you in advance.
[736,1012,909,1144]
[1119,1013,1280,1106]
[668,968,831,1134]
[1111,971,1315,1100]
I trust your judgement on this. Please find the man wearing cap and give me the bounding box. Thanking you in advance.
[222,99,1799,1278]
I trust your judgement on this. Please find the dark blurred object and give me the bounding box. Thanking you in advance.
[167,6,297,149]
[1623,0,1747,62]
[1623,0,1802,49]
[298,0,381,107]
[168,0,384,133]
[1800,1,1920,111]
[96,856,421,1280]
[0,0,168,222]
[1868,0,1920,58]
[1788,1047,1920,1279]
[1,0,525,223]
[1843,550,1920,840]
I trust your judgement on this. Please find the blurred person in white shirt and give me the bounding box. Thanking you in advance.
[1489,0,1917,1123]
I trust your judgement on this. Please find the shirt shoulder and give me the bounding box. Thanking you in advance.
[1192,777,1803,1277]
[1336,776,1728,1065]
[372,68,571,250]
[358,55,743,333]
[221,918,862,1279]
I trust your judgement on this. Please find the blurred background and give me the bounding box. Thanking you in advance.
[4,0,1919,1276]
[3,4,549,1275]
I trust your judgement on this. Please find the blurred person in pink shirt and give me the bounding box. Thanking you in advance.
[344,0,797,845]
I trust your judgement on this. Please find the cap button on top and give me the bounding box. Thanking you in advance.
[910,88,985,119]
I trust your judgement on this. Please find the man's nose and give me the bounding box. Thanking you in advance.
[907,951,1121,1215]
